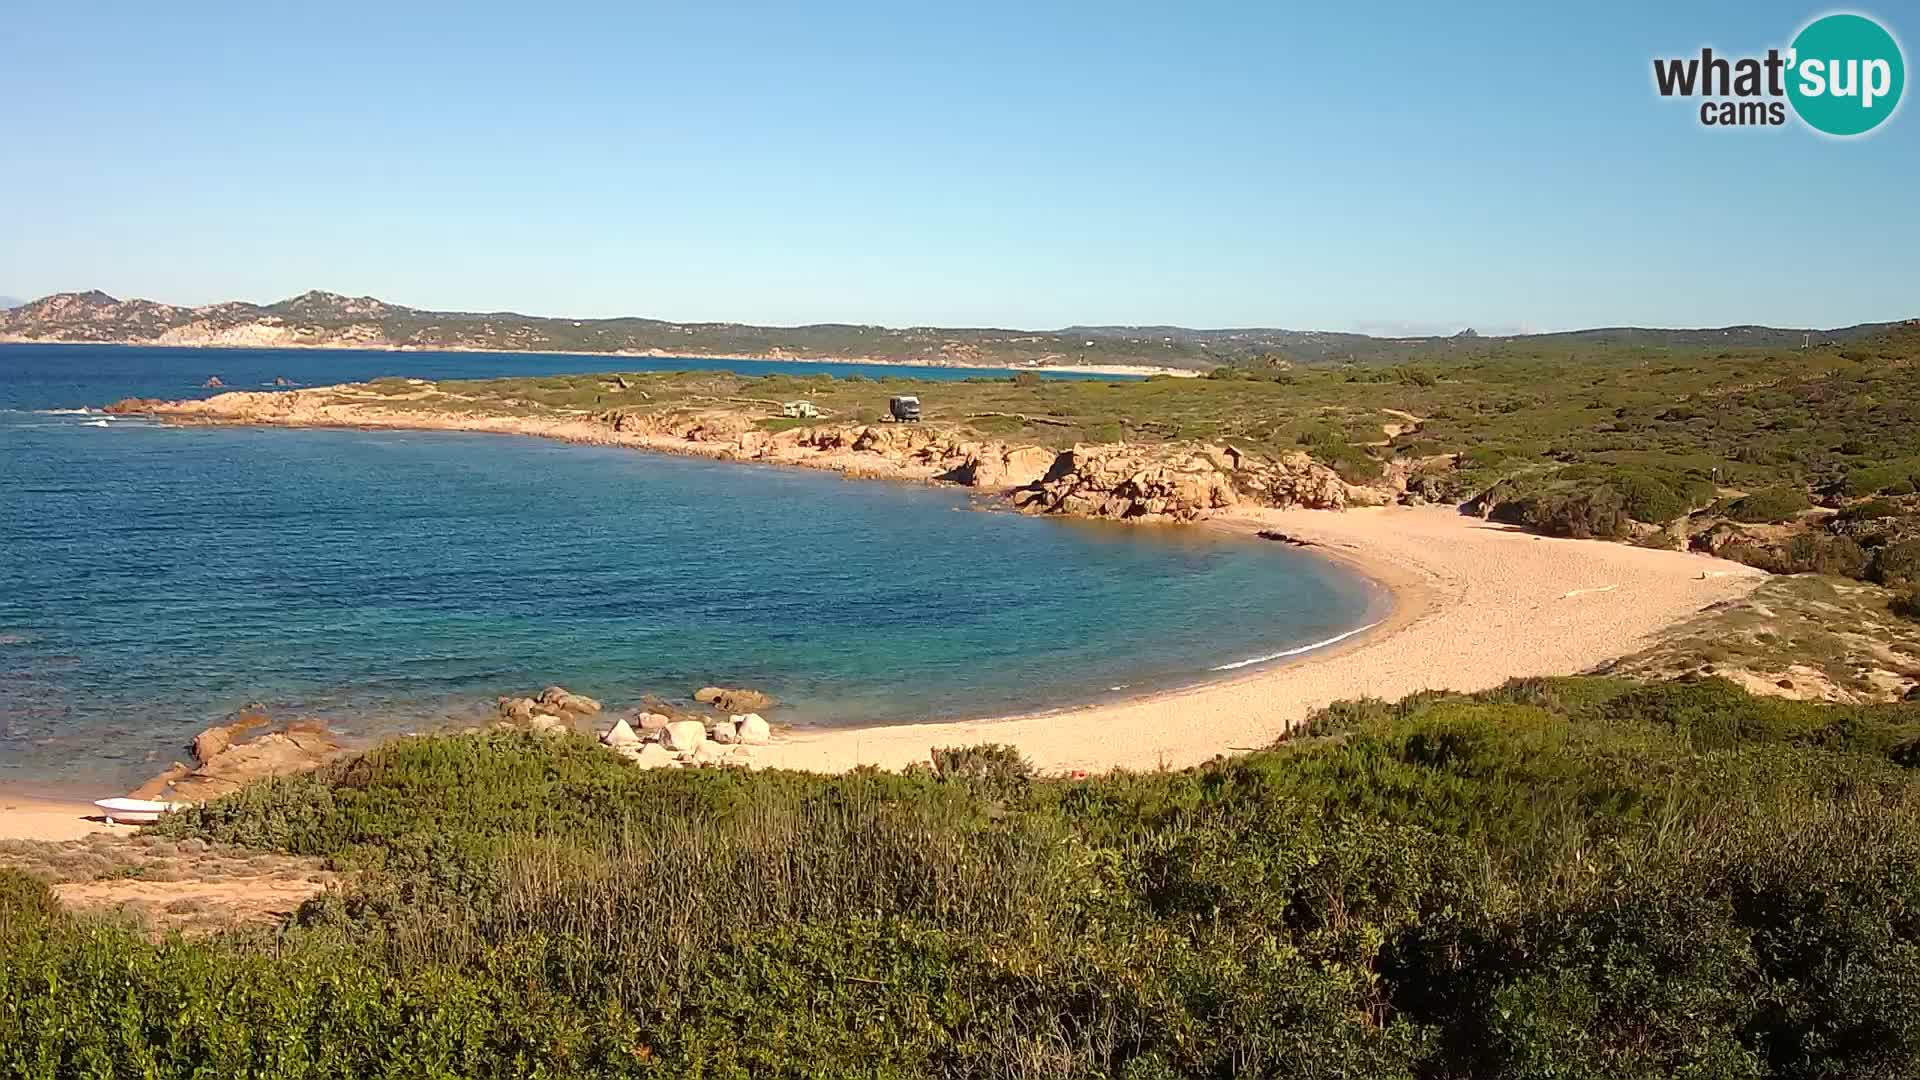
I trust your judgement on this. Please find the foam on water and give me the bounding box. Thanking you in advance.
[1210,619,1386,671]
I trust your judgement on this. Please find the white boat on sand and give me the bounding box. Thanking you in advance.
[92,797,188,825]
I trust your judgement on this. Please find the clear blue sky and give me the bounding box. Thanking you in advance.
[2,1,1914,332]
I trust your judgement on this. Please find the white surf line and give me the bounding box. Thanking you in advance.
[1211,619,1387,672]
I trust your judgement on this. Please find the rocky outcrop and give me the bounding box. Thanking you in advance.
[1013,446,1237,521]
[496,685,602,726]
[190,708,269,763]
[111,388,1401,526]
[944,444,1063,489]
[660,720,708,753]
[135,715,344,802]
[693,686,775,713]
[734,713,771,745]
[1007,445,1381,522]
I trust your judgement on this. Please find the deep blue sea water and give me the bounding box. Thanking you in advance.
[0,344,1380,793]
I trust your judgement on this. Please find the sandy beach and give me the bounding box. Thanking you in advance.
[751,504,1766,774]
[1,795,117,841]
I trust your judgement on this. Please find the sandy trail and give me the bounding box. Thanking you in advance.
[751,505,1765,774]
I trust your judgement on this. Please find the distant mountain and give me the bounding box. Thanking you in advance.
[0,296,23,310]
[0,289,1905,369]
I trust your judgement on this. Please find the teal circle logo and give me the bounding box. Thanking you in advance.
[1787,13,1905,136]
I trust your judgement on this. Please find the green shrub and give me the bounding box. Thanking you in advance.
[1893,591,1920,622]
[0,868,58,928]
[1316,441,1385,484]
[1872,540,1920,590]
[1521,487,1634,539]
[1726,485,1812,523]
[1613,468,1713,523]
[1843,459,1920,497]
[1840,497,1907,521]
[929,743,1034,802]
[1722,533,1871,578]
[19,678,1920,1077]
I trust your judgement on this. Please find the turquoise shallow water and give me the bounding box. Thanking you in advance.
[0,345,1380,793]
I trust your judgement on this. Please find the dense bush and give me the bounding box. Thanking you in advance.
[12,678,1920,1077]
[1722,533,1872,578]
[1894,591,1920,622]
[926,742,1034,802]
[0,868,58,929]
[1487,465,1716,540]
[1842,458,1920,497]
[1839,497,1907,521]
[1872,539,1920,590]
[1726,485,1813,523]
[1610,467,1715,524]
[1519,486,1635,539]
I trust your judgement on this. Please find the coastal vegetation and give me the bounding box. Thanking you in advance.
[371,320,1918,481]
[5,676,1920,1076]
[87,306,1920,587]
[329,321,1920,577]
[1599,574,1920,702]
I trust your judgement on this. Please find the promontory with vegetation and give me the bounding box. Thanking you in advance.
[111,320,1920,642]
[8,316,1920,1077]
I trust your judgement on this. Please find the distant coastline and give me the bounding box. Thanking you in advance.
[0,336,1195,380]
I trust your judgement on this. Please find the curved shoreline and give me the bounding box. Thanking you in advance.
[0,409,1767,835]
[748,505,1764,774]
[0,507,1762,840]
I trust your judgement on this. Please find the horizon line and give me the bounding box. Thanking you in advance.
[3,287,1914,342]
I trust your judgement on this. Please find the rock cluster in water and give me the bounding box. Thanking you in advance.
[135,707,345,802]
[496,685,603,726]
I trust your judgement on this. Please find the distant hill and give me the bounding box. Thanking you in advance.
[0,296,23,310]
[1061,321,1904,363]
[0,289,1904,369]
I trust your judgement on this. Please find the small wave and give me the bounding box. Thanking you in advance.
[81,419,111,428]
[33,408,99,415]
[1210,619,1386,672]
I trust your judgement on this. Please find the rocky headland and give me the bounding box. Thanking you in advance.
[106,383,1409,523]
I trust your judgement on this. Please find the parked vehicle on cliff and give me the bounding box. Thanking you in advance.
[888,395,922,422]
[781,400,817,418]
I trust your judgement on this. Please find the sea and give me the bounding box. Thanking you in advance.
[0,344,1381,793]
